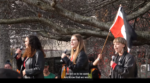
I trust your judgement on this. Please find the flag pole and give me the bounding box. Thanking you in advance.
[100,4,122,54]
[100,31,111,54]
[120,4,122,7]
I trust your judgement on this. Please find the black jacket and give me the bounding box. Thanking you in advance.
[89,62,101,78]
[62,50,89,78]
[110,51,138,78]
[16,50,45,79]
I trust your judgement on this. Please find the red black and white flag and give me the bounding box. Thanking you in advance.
[109,6,137,52]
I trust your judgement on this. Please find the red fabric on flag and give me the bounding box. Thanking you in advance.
[110,16,124,38]
[109,6,137,52]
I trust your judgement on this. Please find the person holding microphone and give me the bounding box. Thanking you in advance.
[109,37,138,78]
[61,34,89,79]
[15,35,46,78]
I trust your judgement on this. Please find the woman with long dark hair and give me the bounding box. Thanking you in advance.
[15,35,46,78]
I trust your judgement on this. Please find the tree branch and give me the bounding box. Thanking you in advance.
[0,17,65,34]
[0,17,111,39]
[0,17,150,45]
[128,1,146,14]
[38,31,71,41]
[53,4,110,31]
[4,28,42,32]
[127,1,150,21]
[38,31,90,42]
[22,0,110,31]
[22,0,55,11]
[94,0,118,10]
[0,0,15,2]
[21,0,150,32]
[80,0,118,14]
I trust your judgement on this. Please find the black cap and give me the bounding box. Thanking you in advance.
[5,60,12,66]
[88,56,95,62]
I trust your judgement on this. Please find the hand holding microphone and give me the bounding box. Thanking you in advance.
[110,55,115,67]
[61,49,67,59]
[14,46,23,59]
[60,49,67,63]
[112,55,115,61]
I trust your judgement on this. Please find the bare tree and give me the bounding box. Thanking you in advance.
[0,0,150,77]
[0,0,149,45]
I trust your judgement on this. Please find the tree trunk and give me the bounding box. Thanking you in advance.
[0,25,11,68]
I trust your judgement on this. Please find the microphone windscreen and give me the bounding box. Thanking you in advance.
[66,50,71,56]
[112,55,115,61]
[20,46,23,50]
[63,49,67,54]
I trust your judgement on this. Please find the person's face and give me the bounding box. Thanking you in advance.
[113,42,125,53]
[4,64,12,69]
[25,37,29,48]
[43,66,49,73]
[70,36,79,49]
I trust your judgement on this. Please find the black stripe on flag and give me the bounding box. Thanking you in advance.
[120,7,137,52]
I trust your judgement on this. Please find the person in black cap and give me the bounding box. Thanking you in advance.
[43,61,55,79]
[88,55,101,79]
[4,60,12,69]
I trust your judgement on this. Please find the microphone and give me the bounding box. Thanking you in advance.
[64,49,68,54]
[110,55,115,78]
[13,46,24,58]
[60,49,67,63]
[111,55,115,61]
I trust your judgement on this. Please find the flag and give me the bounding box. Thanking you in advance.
[109,6,137,52]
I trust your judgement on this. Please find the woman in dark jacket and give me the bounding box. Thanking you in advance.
[61,34,89,79]
[109,37,138,78]
[15,35,46,79]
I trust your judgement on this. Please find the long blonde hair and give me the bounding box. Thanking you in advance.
[70,34,85,64]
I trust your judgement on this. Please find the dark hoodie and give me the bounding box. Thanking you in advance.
[88,60,101,78]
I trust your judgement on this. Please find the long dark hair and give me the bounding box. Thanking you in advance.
[23,35,46,58]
